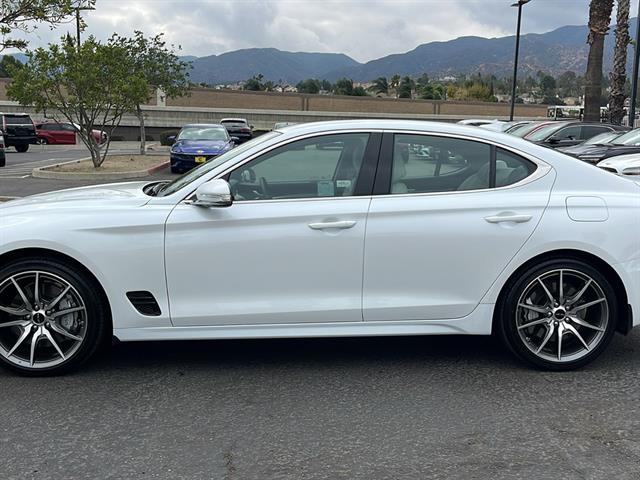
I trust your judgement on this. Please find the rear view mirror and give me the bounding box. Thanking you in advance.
[167,135,176,145]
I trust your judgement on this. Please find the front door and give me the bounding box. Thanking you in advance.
[363,132,555,321]
[165,132,379,326]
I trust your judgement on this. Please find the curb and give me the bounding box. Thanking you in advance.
[33,154,169,181]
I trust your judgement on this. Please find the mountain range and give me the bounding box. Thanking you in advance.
[185,18,638,85]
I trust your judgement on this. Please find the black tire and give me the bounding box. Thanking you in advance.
[0,257,110,376]
[15,144,29,153]
[0,154,5,167]
[496,258,618,371]
[170,166,182,174]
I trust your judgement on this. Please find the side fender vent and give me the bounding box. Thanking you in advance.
[126,291,162,316]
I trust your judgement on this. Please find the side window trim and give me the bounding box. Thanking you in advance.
[489,145,497,189]
[372,132,394,195]
[353,132,383,196]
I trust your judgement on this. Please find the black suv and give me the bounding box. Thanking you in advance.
[525,121,628,149]
[1,113,37,152]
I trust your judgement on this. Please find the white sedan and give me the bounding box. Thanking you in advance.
[0,120,639,375]
[598,154,640,176]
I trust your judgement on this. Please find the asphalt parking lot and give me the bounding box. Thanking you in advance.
[0,142,173,197]
[1,142,640,479]
[2,334,640,479]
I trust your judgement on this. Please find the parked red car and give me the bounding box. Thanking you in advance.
[35,121,108,145]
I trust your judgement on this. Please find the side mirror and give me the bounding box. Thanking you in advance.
[230,136,240,143]
[192,179,233,207]
[548,136,560,144]
[167,135,176,145]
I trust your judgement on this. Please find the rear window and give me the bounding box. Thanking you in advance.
[4,115,32,125]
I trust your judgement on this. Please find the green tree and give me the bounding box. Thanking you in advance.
[320,79,332,91]
[8,36,148,168]
[296,78,321,94]
[0,55,22,77]
[370,76,389,95]
[333,77,354,95]
[390,74,401,97]
[353,86,367,96]
[244,74,264,91]
[585,0,614,121]
[0,0,95,51]
[110,31,191,155]
[397,76,414,98]
[609,0,630,125]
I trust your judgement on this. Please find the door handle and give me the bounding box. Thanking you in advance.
[484,213,532,224]
[308,220,357,230]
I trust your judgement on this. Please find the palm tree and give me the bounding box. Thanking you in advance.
[609,0,630,125]
[584,0,614,122]
[390,74,401,97]
[370,76,389,95]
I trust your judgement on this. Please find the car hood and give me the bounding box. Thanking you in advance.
[575,145,640,157]
[171,139,230,154]
[599,155,640,169]
[0,181,151,213]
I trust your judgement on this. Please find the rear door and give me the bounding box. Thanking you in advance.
[362,132,555,322]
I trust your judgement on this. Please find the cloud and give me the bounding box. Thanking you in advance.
[7,0,634,62]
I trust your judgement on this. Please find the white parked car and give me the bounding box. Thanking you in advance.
[1,120,639,375]
[457,119,499,127]
[598,154,640,176]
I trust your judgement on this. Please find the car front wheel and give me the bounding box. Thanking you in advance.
[497,258,618,370]
[0,257,110,375]
[15,144,29,152]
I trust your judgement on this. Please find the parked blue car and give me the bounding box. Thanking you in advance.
[170,124,237,174]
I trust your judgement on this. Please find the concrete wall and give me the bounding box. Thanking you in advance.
[168,86,547,118]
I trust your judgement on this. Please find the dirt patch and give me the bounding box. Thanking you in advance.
[49,155,167,173]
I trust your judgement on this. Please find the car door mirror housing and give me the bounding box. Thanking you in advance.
[230,136,240,143]
[548,136,560,144]
[193,179,233,207]
[167,135,176,145]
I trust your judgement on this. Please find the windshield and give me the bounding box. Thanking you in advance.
[178,126,229,141]
[510,123,542,137]
[583,131,619,145]
[526,123,567,141]
[158,131,281,197]
[4,115,32,125]
[613,128,640,145]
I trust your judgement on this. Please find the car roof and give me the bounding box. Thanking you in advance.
[181,123,225,128]
[220,118,248,122]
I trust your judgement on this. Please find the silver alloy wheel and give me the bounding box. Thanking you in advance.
[516,269,609,363]
[0,270,87,369]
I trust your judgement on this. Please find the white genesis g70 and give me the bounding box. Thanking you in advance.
[0,120,639,374]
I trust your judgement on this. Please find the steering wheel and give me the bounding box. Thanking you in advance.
[259,177,270,199]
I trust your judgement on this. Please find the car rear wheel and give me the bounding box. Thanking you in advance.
[15,144,29,153]
[497,258,617,370]
[0,257,110,376]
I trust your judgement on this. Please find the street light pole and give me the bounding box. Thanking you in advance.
[74,3,95,52]
[629,3,640,128]
[509,0,531,121]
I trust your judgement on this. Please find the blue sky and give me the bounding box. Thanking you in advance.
[13,0,637,62]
